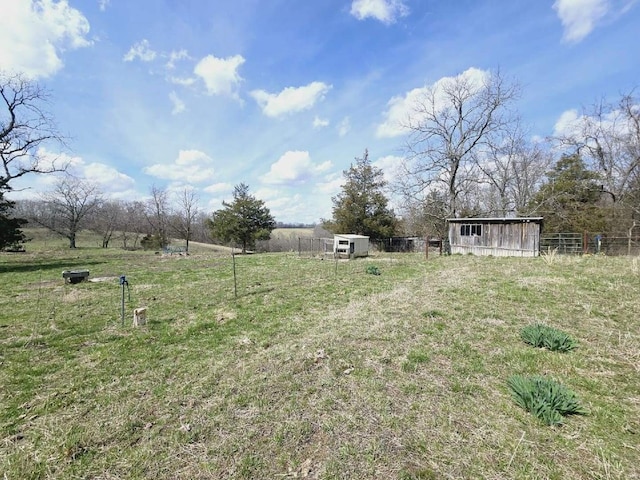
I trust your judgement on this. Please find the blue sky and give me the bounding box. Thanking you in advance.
[2,0,639,223]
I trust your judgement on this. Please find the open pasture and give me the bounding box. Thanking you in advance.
[1,235,639,479]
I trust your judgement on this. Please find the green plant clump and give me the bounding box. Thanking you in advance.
[366,265,381,275]
[521,323,577,352]
[508,375,587,426]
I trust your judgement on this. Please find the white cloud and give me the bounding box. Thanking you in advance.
[82,163,136,193]
[144,149,217,183]
[553,104,638,141]
[61,153,135,195]
[553,109,581,137]
[34,147,83,172]
[9,148,135,198]
[123,39,157,62]
[316,172,344,195]
[376,87,426,138]
[204,182,233,194]
[253,190,315,223]
[205,182,235,212]
[250,82,332,117]
[350,0,409,24]
[166,49,190,69]
[253,187,282,201]
[377,67,490,138]
[0,0,91,78]
[373,155,404,184]
[338,117,351,137]
[169,76,197,86]
[98,0,110,12]
[313,116,330,128]
[553,0,609,42]
[264,193,303,212]
[261,150,332,185]
[169,91,186,115]
[194,54,245,97]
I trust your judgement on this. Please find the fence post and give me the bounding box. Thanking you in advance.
[232,251,237,299]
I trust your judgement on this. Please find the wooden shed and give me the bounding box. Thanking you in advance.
[448,217,543,257]
[333,234,370,259]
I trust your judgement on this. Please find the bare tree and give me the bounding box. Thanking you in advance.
[88,200,123,248]
[119,200,147,249]
[556,91,640,213]
[143,185,169,249]
[1,72,66,190]
[192,211,213,243]
[170,188,200,253]
[399,69,520,219]
[398,189,449,238]
[29,176,102,248]
[476,126,551,216]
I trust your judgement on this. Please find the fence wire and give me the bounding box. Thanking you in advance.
[541,233,640,255]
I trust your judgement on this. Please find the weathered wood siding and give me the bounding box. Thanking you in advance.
[448,219,542,257]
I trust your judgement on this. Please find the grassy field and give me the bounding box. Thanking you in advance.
[1,231,639,479]
[270,228,315,239]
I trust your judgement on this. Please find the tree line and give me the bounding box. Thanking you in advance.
[393,71,640,240]
[12,181,211,250]
[2,69,639,252]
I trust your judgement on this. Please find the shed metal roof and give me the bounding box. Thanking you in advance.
[334,234,370,239]
[447,217,543,223]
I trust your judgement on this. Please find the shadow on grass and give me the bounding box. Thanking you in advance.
[0,259,107,274]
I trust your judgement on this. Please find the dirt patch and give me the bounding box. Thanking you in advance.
[216,310,237,324]
[62,289,86,303]
[89,276,119,283]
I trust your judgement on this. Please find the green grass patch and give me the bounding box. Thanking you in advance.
[1,231,639,478]
[508,375,587,425]
[402,348,431,373]
[521,323,577,352]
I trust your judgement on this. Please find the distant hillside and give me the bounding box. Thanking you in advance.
[270,228,315,239]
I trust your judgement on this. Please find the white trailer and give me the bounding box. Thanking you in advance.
[333,234,369,259]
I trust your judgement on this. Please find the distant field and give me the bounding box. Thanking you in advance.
[270,227,316,239]
[18,227,318,251]
[1,234,639,479]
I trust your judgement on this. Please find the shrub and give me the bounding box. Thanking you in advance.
[140,234,165,251]
[366,265,380,275]
[521,324,576,352]
[540,246,558,265]
[508,375,587,426]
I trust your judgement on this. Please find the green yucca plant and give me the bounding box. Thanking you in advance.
[521,324,577,352]
[366,265,381,275]
[508,375,587,426]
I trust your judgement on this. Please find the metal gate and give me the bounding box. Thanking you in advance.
[540,233,583,254]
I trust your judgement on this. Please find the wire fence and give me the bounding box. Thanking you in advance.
[541,233,640,255]
[296,237,334,258]
[226,251,425,304]
[259,236,445,258]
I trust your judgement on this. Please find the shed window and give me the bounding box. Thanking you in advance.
[338,240,349,245]
[460,224,482,236]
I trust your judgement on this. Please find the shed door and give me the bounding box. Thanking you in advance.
[350,242,355,254]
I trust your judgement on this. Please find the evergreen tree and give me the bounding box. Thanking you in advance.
[208,183,276,253]
[0,188,27,251]
[529,154,606,233]
[324,149,398,239]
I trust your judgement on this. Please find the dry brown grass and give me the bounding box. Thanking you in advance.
[1,248,639,479]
